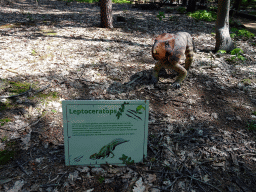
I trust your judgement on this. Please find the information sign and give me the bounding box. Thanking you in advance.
[62,100,149,166]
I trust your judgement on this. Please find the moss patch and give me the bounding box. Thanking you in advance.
[0,118,11,126]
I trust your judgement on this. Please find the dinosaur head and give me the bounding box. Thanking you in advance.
[152,33,175,62]
[152,40,167,61]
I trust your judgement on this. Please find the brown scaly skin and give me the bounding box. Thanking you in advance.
[152,32,194,89]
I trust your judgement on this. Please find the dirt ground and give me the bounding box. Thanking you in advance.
[0,0,256,191]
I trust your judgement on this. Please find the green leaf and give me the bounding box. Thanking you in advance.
[136,105,145,112]
[231,48,243,55]
[116,111,122,119]
[218,50,226,54]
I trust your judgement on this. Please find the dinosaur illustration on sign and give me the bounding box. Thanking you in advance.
[90,138,129,160]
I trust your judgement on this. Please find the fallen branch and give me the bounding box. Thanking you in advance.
[0,67,19,74]
[18,111,49,133]
[16,160,30,176]
[0,80,53,99]
[199,65,219,69]
[33,81,53,95]
[0,85,32,99]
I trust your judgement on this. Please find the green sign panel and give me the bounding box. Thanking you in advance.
[62,100,149,166]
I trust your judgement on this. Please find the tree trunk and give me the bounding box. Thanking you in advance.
[215,0,234,52]
[233,0,242,11]
[100,0,113,28]
[187,0,197,12]
[182,0,188,6]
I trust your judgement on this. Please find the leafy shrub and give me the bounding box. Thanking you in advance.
[247,120,256,131]
[230,48,245,61]
[242,79,251,85]
[0,118,11,126]
[231,48,243,55]
[157,11,165,21]
[187,10,217,21]
[230,27,255,39]
[231,27,238,33]
[230,33,236,38]
[0,150,15,165]
[177,7,186,14]
[237,29,255,38]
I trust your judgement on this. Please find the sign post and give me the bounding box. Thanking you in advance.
[62,100,149,166]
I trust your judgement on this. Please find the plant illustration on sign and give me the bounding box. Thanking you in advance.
[73,155,83,162]
[116,102,129,119]
[125,105,145,121]
[119,154,135,165]
[90,138,129,160]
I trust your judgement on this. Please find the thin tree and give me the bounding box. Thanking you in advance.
[187,0,197,12]
[233,0,243,11]
[100,0,113,28]
[182,0,188,6]
[215,0,234,52]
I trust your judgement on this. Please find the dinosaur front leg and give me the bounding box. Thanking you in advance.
[152,61,162,84]
[171,63,187,89]
[184,46,193,71]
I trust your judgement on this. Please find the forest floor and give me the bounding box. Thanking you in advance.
[0,0,256,191]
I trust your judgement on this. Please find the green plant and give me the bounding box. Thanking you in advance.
[237,29,255,39]
[0,118,11,126]
[230,27,255,39]
[0,150,15,165]
[177,7,186,14]
[0,141,17,165]
[31,49,37,56]
[247,120,256,131]
[9,81,31,95]
[252,111,256,116]
[119,154,134,165]
[230,33,236,38]
[27,12,33,21]
[218,50,227,54]
[1,136,8,142]
[0,100,13,111]
[209,6,217,11]
[98,176,105,183]
[157,11,165,21]
[231,27,239,33]
[36,91,59,100]
[242,79,251,85]
[230,48,245,61]
[187,10,216,21]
